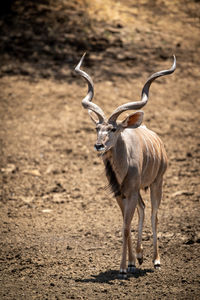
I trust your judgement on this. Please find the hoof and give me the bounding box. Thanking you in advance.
[137,257,143,265]
[128,264,136,273]
[118,270,128,280]
[154,264,161,270]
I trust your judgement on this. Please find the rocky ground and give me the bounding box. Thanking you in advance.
[0,0,200,299]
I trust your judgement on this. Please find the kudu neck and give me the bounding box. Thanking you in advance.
[103,132,127,162]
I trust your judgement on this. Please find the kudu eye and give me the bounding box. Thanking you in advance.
[111,127,117,132]
[95,125,100,131]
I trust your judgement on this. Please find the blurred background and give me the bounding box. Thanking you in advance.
[0,0,199,79]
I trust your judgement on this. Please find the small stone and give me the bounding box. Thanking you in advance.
[20,196,34,203]
[23,169,41,176]
[52,193,65,203]
[42,209,52,213]
[1,164,17,174]
[172,190,194,198]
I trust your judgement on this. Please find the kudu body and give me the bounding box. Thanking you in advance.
[75,54,176,278]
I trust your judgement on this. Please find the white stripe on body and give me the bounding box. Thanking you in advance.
[140,127,156,178]
[140,131,150,177]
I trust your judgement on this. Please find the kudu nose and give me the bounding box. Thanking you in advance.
[94,143,104,151]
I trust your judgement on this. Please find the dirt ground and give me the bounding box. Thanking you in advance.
[0,0,200,299]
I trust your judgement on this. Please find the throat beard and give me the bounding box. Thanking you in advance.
[104,158,121,197]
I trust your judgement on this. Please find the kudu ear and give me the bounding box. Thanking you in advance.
[121,111,144,128]
[88,110,99,124]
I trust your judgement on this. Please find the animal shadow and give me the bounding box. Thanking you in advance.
[75,268,154,284]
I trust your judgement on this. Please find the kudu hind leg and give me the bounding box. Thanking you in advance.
[136,193,145,266]
[150,179,163,269]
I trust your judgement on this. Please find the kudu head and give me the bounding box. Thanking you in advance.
[75,53,176,152]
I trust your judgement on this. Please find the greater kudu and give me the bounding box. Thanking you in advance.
[75,54,176,279]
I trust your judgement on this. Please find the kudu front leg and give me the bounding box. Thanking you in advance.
[116,196,136,277]
[119,194,138,279]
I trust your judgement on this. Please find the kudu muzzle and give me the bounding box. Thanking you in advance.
[94,143,105,151]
